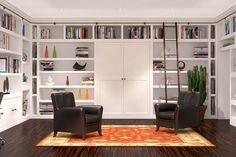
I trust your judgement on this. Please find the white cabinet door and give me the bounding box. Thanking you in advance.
[100,80,123,114]
[124,81,149,114]
[123,43,150,81]
[96,43,123,80]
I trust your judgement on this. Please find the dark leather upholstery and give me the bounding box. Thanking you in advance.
[154,91,200,134]
[51,92,103,139]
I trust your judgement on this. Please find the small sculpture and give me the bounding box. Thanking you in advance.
[66,76,69,85]
[73,62,87,71]
[46,76,55,86]
[3,76,9,94]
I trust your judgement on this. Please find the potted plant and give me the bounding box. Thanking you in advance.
[187,65,207,121]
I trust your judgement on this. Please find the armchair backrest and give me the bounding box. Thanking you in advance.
[0,92,4,104]
[178,91,200,107]
[51,92,76,111]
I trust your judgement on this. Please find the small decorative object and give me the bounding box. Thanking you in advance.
[22,53,27,62]
[40,61,54,71]
[77,89,82,100]
[178,61,185,70]
[81,76,94,86]
[3,76,10,94]
[73,62,87,71]
[161,48,176,58]
[153,60,164,70]
[52,46,57,58]
[85,89,89,100]
[23,73,28,82]
[44,46,49,58]
[75,47,89,58]
[46,76,55,86]
[66,76,69,85]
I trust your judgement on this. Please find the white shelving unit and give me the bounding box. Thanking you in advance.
[0,8,31,132]
[217,12,236,125]
[27,23,219,119]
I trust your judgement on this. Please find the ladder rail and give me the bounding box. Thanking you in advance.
[163,22,168,103]
[175,22,181,96]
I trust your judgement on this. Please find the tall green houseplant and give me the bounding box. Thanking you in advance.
[187,65,207,106]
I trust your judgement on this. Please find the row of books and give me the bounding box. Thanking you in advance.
[32,43,37,58]
[96,26,117,39]
[127,26,151,39]
[193,47,208,58]
[32,26,37,39]
[181,26,204,39]
[41,28,51,39]
[0,32,9,49]
[66,26,88,39]
[225,16,236,35]
[0,56,20,73]
[154,27,163,39]
[0,11,17,32]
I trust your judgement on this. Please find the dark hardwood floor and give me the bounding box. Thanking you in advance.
[0,119,235,157]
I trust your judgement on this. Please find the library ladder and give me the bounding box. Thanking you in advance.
[162,22,180,102]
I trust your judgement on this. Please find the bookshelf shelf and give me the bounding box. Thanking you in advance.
[39,71,94,74]
[153,85,188,89]
[39,99,94,103]
[153,58,209,61]
[0,48,22,56]
[153,70,187,74]
[39,58,94,61]
[39,85,94,89]
[0,73,21,76]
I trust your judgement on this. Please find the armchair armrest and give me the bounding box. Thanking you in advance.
[155,103,178,112]
[55,107,85,120]
[78,105,103,116]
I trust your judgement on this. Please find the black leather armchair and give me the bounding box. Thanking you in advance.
[0,92,5,146]
[154,91,200,134]
[51,92,103,139]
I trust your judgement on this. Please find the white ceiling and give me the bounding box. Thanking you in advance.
[4,0,236,19]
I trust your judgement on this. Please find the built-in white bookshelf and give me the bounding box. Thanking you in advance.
[28,23,218,119]
[218,12,236,126]
[152,24,217,119]
[0,8,31,132]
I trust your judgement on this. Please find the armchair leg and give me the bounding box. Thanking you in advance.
[82,134,86,140]
[53,131,57,137]
[156,121,160,131]
[174,128,178,135]
[98,129,102,136]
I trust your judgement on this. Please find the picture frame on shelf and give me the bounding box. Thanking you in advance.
[0,57,8,73]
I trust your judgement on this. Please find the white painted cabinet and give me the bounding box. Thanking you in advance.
[96,42,150,118]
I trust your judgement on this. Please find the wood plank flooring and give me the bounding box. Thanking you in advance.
[0,119,235,157]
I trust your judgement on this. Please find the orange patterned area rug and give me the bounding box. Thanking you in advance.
[37,125,214,147]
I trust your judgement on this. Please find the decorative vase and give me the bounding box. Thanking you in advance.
[3,76,10,94]
[77,89,82,100]
[66,76,69,85]
[85,89,89,100]
[199,105,207,121]
[52,46,57,58]
[44,46,49,58]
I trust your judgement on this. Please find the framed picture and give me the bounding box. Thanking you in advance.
[0,57,8,73]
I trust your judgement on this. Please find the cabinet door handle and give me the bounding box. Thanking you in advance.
[123,78,126,80]
[0,112,3,115]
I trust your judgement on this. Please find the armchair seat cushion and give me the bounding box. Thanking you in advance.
[85,114,100,123]
[158,111,175,120]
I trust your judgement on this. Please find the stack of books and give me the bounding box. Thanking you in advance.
[41,28,50,39]
[0,32,9,49]
[154,27,163,39]
[127,26,150,39]
[193,47,208,58]
[0,12,17,32]
[75,47,89,58]
[66,26,88,39]
[96,26,117,39]
[40,103,53,115]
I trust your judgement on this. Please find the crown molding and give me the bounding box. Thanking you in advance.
[0,0,235,24]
